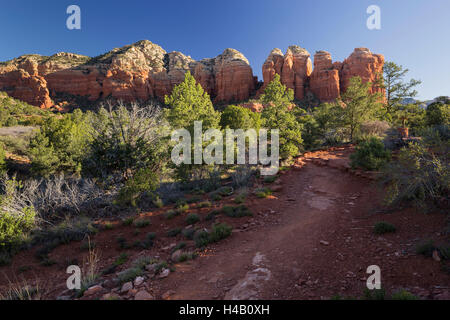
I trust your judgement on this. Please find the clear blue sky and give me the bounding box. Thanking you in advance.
[0,0,448,100]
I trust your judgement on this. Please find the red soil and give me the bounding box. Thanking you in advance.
[1,146,448,300]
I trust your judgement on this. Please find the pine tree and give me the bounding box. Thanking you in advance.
[260,74,303,159]
[165,71,220,131]
[383,61,421,116]
[338,76,383,141]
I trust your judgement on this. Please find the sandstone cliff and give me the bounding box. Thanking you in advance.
[259,46,312,100]
[0,41,384,108]
[260,47,384,102]
[0,40,255,108]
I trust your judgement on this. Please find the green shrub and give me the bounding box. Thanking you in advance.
[0,178,36,252]
[0,143,6,174]
[182,228,196,240]
[205,209,221,221]
[255,187,272,198]
[122,217,134,226]
[210,193,222,202]
[114,253,129,266]
[382,140,449,210]
[172,242,186,252]
[363,288,386,300]
[350,137,391,171]
[373,222,396,235]
[167,228,182,237]
[194,230,210,248]
[116,237,130,250]
[194,224,233,247]
[0,251,12,266]
[164,210,179,220]
[391,289,418,300]
[234,193,247,204]
[209,223,232,243]
[118,267,144,284]
[132,239,153,249]
[220,104,261,131]
[186,196,202,204]
[29,109,91,176]
[154,261,168,274]
[84,102,167,182]
[132,256,155,269]
[103,222,114,230]
[222,205,252,218]
[153,197,164,208]
[116,168,159,207]
[134,219,150,229]
[416,240,436,257]
[0,207,35,251]
[146,232,156,241]
[196,201,211,208]
[186,213,200,225]
[216,187,234,197]
[177,204,189,213]
[438,246,450,260]
[263,175,278,183]
[175,252,197,263]
[426,103,449,126]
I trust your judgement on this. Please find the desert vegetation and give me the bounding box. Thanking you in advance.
[0,59,448,300]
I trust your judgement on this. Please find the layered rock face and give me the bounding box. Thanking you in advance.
[260,46,312,100]
[0,57,53,108]
[309,51,340,102]
[260,47,384,102]
[339,47,385,95]
[0,40,255,108]
[0,42,384,108]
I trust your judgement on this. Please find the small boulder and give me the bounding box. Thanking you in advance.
[145,264,157,273]
[135,290,154,300]
[134,276,145,287]
[158,269,170,279]
[84,285,103,297]
[120,281,133,293]
[171,250,183,262]
[162,290,176,300]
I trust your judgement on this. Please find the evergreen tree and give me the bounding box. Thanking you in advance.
[338,76,382,141]
[220,105,261,131]
[383,61,421,116]
[165,71,220,131]
[164,72,221,181]
[260,74,303,159]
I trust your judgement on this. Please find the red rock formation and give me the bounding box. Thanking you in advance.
[0,42,384,109]
[260,46,384,102]
[0,58,53,108]
[0,41,256,108]
[260,49,285,92]
[214,49,255,102]
[259,46,312,100]
[340,48,384,96]
[309,51,340,102]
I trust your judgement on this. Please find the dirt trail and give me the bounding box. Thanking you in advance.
[157,148,449,300]
[160,158,380,299]
[2,147,448,300]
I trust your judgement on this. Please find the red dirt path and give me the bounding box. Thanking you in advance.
[1,146,448,300]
